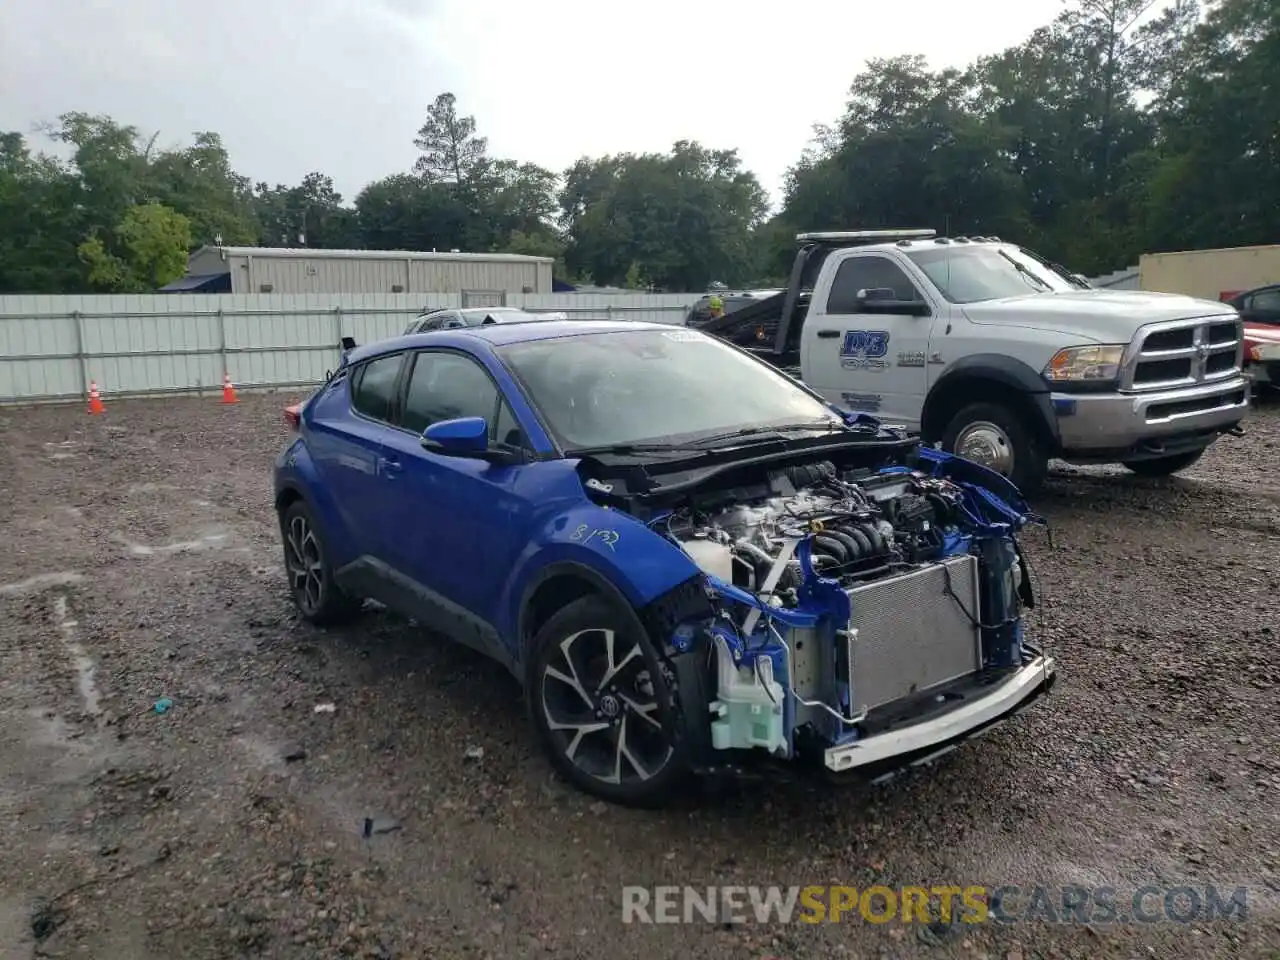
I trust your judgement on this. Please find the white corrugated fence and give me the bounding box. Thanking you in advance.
[0,292,696,404]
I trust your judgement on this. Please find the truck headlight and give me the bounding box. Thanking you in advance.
[1043,344,1125,383]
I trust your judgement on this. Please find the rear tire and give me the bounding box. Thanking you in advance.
[1120,449,1205,477]
[527,595,689,807]
[280,500,362,625]
[940,401,1048,494]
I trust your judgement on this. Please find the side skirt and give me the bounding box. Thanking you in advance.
[335,556,519,679]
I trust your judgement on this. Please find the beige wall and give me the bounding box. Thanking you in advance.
[1139,244,1280,300]
[232,255,553,295]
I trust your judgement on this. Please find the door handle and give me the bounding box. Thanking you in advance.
[816,329,840,339]
[378,456,402,477]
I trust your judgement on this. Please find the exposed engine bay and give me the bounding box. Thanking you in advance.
[584,446,1053,777]
[663,459,975,601]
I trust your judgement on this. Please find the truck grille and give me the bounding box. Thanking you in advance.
[842,556,983,713]
[1124,316,1242,391]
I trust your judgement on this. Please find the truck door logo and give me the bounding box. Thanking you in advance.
[840,330,890,370]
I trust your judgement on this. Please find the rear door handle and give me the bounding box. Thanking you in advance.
[378,456,402,477]
[817,329,840,339]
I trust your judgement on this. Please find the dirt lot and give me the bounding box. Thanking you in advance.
[1,391,1278,960]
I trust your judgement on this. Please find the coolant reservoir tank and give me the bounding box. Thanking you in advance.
[681,538,734,581]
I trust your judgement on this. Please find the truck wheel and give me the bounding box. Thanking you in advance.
[528,595,689,807]
[1121,449,1205,477]
[941,401,1048,494]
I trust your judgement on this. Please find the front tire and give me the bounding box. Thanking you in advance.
[528,595,688,807]
[280,500,362,625]
[941,401,1048,494]
[1121,448,1206,477]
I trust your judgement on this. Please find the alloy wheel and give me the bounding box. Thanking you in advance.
[540,627,672,785]
[284,514,324,615]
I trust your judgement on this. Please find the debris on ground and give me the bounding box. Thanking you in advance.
[0,393,1276,960]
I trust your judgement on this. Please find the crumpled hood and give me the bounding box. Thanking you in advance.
[961,290,1238,343]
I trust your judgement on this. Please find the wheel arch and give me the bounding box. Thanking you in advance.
[922,354,1060,450]
[516,562,645,675]
[274,482,306,517]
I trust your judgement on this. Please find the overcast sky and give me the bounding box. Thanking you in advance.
[1,0,1066,210]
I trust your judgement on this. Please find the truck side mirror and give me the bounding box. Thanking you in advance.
[854,289,931,316]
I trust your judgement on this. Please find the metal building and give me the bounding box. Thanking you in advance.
[162,245,556,296]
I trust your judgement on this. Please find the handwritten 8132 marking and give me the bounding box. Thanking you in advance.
[570,525,620,551]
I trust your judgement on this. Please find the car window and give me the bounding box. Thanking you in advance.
[492,397,525,448]
[350,353,404,422]
[1249,289,1280,314]
[826,256,921,312]
[402,351,501,436]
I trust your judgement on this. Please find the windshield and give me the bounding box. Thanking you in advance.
[496,329,841,451]
[903,245,1077,304]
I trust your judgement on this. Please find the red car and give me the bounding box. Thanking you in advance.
[1222,285,1280,390]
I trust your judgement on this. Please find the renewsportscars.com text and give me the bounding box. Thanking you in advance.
[621,884,1250,925]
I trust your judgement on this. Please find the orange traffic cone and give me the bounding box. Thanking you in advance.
[220,372,239,405]
[87,381,105,415]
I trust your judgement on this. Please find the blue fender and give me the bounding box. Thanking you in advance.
[273,438,360,569]
[497,502,702,647]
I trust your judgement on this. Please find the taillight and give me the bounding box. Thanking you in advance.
[285,404,301,430]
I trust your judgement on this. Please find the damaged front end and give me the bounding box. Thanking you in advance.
[602,439,1057,783]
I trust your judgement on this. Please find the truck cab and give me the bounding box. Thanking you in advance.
[704,230,1250,492]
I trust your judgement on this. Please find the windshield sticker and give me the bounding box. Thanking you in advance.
[661,330,703,342]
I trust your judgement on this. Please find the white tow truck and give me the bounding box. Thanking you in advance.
[699,229,1251,491]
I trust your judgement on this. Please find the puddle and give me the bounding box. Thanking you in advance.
[125,532,229,557]
[43,440,79,460]
[0,571,85,597]
[52,595,102,720]
[127,482,178,495]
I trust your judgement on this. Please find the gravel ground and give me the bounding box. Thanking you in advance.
[1,390,1278,960]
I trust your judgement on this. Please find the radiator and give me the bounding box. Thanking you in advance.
[843,555,983,712]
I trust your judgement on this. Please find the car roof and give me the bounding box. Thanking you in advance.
[345,319,676,365]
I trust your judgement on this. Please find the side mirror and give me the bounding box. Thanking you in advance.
[421,417,520,465]
[857,287,897,302]
[340,336,357,351]
[853,288,931,316]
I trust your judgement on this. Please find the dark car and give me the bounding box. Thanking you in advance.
[403,306,550,335]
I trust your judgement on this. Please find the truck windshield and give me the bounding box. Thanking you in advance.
[903,246,1076,304]
[497,329,840,451]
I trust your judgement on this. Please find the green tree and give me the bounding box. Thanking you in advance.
[78,202,192,292]
[1139,0,1279,251]
[253,172,358,248]
[560,141,768,290]
[148,132,258,245]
